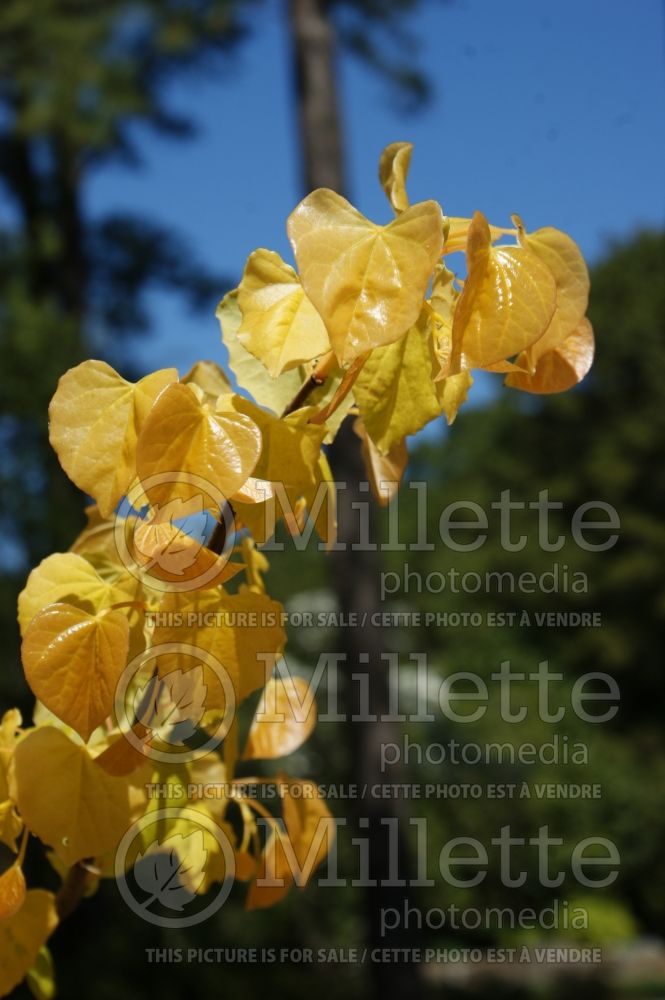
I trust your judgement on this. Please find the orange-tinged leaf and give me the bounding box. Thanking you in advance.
[136,383,262,506]
[0,890,58,998]
[451,211,557,370]
[22,603,130,743]
[244,677,316,760]
[354,418,408,506]
[11,727,132,867]
[378,141,413,213]
[48,360,178,517]
[513,215,590,367]
[506,317,595,394]
[0,865,26,920]
[237,249,330,376]
[93,726,151,777]
[287,189,443,365]
[130,503,243,588]
[246,779,334,910]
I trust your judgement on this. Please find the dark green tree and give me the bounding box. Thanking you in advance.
[0,0,246,569]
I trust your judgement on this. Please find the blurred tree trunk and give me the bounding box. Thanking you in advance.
[288,2,423,996]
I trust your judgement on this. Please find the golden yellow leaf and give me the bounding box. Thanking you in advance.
[0,865,26,920]
[246,778,334,910]
[506,317,595,394]
[135,382,262,506]
[217,291,302,414]
[0,802,22,853]
[354,417,408,506]
[451,211,557,369]
[153,589,286,710]
[244,677,316,760]
[513,215,590,367]
[69,505,118,563]
[287,189,443,365]
[18,552,131,637]
[11,727,132,867]
[49,360,178,517]
[0,711,23,851]
[22,603,130,742]
[232,397,325,496]
[93,726,151,777]
[437,370,474,425]
[237,249,330,376]
[378,141,413,213]
[353,310,442,454]
[182,360,233,403]
[443,216,513,255]
[129,502,243,589]
[0,890,58,998]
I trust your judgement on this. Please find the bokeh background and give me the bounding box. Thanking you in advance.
[1,1,664,998]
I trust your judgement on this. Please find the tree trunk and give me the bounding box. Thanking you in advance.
[287,3,424,996]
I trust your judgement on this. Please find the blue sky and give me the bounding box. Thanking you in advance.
[87,0,665,375]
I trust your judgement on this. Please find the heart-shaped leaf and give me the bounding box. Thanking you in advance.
[288,189,443,365]
[237,249,330,376]
[22,603,130,742]
[49,360,178,517]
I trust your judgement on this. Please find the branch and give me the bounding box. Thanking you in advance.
[56,860,92,920]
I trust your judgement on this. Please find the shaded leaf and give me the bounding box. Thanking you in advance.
[244,677,316,760]
[378,141,413,213]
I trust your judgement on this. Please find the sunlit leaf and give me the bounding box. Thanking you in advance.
[18,553,130,637]
[182,360,233,403]
[513,214,590,367]
[153,589,286,710]
[506,317,595,394]
[49,360,178,517]
[237,249,330,376]
[437,370,474,425]
[217,291,302,414]
[288,189,443,365]
[11,727,132,866]
[451,211,557,369]
[353,310,442,454]
[136,382,262,506]
[22,603,130,742]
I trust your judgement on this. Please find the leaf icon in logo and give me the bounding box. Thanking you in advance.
[134,666,208,745]
[132,495,207,577]
[134,830,208,911]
